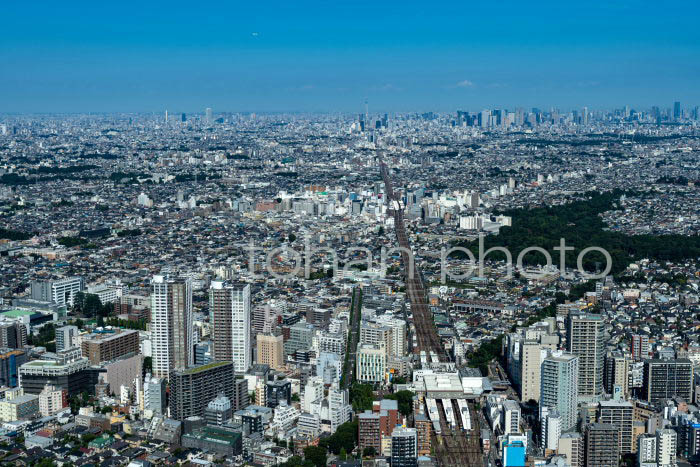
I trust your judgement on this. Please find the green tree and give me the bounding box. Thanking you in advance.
[363,447,377,458]
[303,446,327,467]
[350,383,374,412]
[320,419,358,455]
[384,390,415,417]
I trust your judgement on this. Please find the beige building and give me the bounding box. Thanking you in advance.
[39,385,68,417]
[0,389,39,422]
[257,334,284,370]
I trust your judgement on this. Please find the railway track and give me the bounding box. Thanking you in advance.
[381,161,483,466]
[381,162,447,361]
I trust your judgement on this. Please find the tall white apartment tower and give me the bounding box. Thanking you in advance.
[540,350,579,431]
[151,275,194,379]
[210,281,251,373]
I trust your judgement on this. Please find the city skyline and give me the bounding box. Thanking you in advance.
[2,1,700,113]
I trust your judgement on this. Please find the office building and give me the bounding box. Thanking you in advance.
[674,101,681,120]
[194,341,212,366]
[0,390,39,421]
[210,281,251,373]
[182,425,242,457]
[19,350,93,396]
[204,394,232,426]
[643,359,693,403]
[502,433,527,467]
[391,426,418,467]
[55,325,79,352]
[540,351,579,431]
[151,275,194,378]
[568,313,604,397]
[585,423,619,467]
[266,379,291,408]
[357,343,387,383]
[284,321,314,357]
[143,373,166,415]
[0,322,27,349]
[81,329,139,364]
[598,400,634,454]
[170,361,236,420]
[256,333,284,370]
[31,276,84,306]
[0,349,27,387]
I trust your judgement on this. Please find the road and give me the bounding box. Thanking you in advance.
[341,286,362,389]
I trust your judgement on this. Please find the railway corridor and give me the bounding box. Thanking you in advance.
[380,161,484,467]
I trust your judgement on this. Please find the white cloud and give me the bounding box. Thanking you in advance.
[456,80,474,88]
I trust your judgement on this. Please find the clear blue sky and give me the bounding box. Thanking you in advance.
[1,1,698,113]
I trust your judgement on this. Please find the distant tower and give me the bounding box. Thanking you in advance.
[364,99,369,127]
[205,107,213,124]
[181,113,187,123]
[674,101,681,120]
[165,110,169,123]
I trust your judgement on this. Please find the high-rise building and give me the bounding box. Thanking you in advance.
[232,377,250,411]
[391,426,418,467]
[540,407,561,452]
[637,434,656,466]
[151,275,194,379]
[356,343,387,383]
[632,334,650,361]
[170,361,236,420]
[558,432,584,467]
[585,423,619,467]
[414,413,432,456]
[256,334,284,370]
[604,350,630,398]
[643,358,693,403]
[80,329,139,364]
[38,384,68,416]
[0,322,27,350]
[143,373,166,415]
[567,313,604,397]
[209,281,251,373]
[55,325,79,352]
[655,428,677,467]
[674,101,681,120]
[205,107,213,124]
[598,400,634,454]
[503,399,521,435]
[540,351,579,431]
[19,350,93,396]
[0,349,27,388]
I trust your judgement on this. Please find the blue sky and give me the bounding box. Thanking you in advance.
[1,1,698,113]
